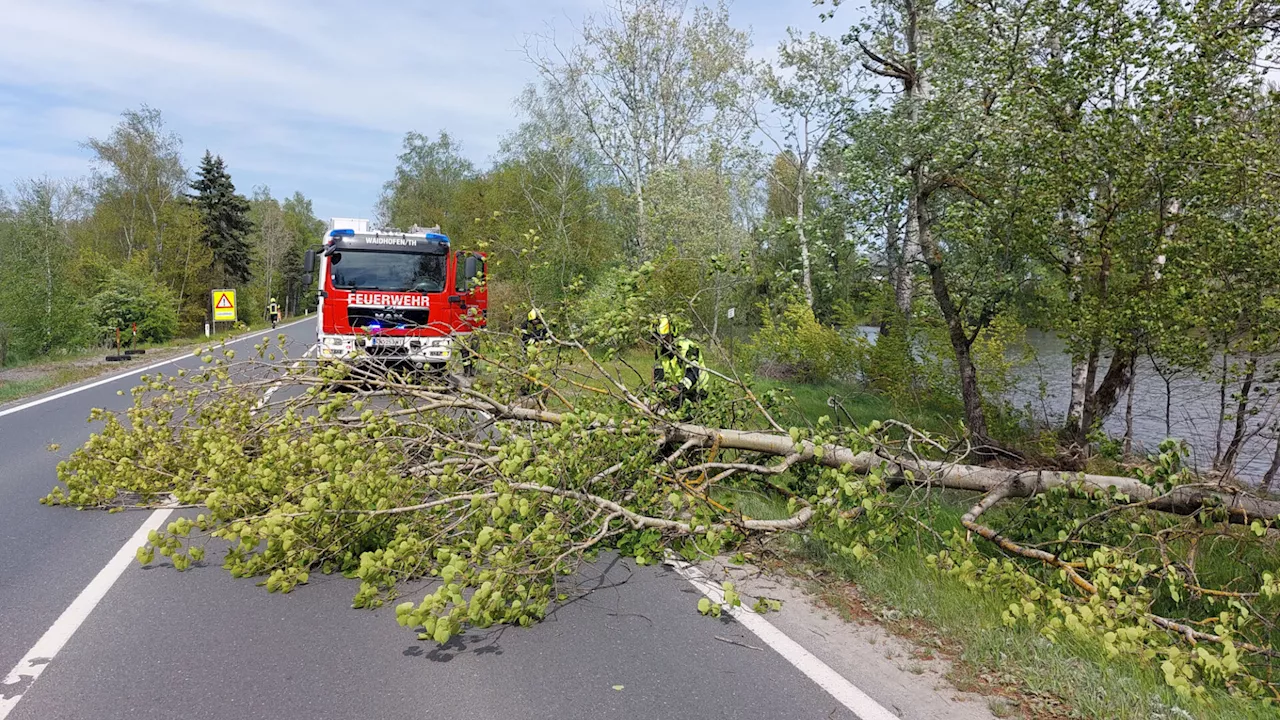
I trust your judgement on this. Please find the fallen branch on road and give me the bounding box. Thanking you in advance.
[41,326,1280,700]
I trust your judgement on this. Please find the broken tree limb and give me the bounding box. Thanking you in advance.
[400,384,1280,527]
[662,424,1280,525]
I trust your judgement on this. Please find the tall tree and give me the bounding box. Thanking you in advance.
[249,187,292,312]
[189,152,253,286]
[280,192,325,315]
[0,179,91,361]
[757,30,855,308]
[83,106,187,275]
[377,131,474,232]
[529,0,752,257]
[497,85,621,294]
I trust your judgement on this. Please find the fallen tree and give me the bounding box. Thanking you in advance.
[44,324,1280,701]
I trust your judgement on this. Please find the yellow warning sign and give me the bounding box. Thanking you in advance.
[212,289,237,322]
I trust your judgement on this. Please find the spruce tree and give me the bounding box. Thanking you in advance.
[190,151,253,284]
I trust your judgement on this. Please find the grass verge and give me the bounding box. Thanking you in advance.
[0,366,103,404]
[0,316,308,407]
[715,485,1275,720]
[794,536,1276,720]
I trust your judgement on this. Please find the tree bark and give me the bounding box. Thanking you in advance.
[1067,356,1089,440]
[1219,353,1258,475]
[1083,348,1135,433]
[657,422,1280,525]
[882,204,905,336]
[899,196,920,318]
[1262,432,1280,492]
[1124,369,1136,458]
[919,210,991,447]
[1216,352,1229,467]
[796,148,814,308]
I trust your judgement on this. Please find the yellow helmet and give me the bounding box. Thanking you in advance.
[656,315,672,336]
[528,308,542,322]
[270,297,277,304]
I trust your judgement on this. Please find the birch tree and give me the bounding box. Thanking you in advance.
[757,31,856,308]
[84,106,187,274]
[528,0,752,257]
[0,179,91,359]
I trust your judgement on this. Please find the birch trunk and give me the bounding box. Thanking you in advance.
[796,150,814,308]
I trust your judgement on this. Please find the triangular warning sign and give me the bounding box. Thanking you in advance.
[215,294,233,309]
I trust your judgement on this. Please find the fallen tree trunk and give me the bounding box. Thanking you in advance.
[439,384,1280,526]
[666,424,1280,525]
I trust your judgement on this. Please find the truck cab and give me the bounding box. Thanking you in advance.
[305,219,486,369]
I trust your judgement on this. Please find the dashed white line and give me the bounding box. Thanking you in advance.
[667,557,899,720]
[253,344,318,415]
[0,317,313,420]
[0,508,174,719]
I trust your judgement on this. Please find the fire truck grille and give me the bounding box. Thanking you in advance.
[347,307,429,330]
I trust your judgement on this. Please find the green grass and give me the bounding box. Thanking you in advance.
[753,377,961,435]
[797,538,1274,720]
[0,366,101,403]
[711,484,1276,719]
[0,315,306,406]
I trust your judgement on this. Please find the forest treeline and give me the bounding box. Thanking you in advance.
[0,106,324,362]
[4,0,1280,478]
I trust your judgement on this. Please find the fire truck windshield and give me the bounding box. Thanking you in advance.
[329,251,446,293]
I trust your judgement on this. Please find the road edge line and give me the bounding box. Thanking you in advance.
[0,317,313,419]
[667,557,899,720]
[0,508,174,719]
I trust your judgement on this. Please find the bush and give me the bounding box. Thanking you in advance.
[91,270,179,344]
[747,294,864,383]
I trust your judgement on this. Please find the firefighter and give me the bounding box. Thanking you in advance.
[517,307,549,396]
[520,307,548,346]
[267,298,281,329]
[653,315,677,383]
[652,316,707,407]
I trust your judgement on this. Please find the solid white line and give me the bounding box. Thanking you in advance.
[667,558,899,720]
[0,508,174,719]
[0,317,313,420]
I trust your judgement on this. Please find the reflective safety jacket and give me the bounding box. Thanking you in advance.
[661,338,708,392]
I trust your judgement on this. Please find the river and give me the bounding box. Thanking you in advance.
[857,327,1280,483]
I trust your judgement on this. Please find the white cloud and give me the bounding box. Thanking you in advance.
[0,0,835,219]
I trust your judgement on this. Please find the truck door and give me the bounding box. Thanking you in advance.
[455,251,487,330]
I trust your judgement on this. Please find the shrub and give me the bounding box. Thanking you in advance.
[91,270,179,344]
[747,293,864,383]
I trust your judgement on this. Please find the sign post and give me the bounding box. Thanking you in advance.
[212,289,237,330]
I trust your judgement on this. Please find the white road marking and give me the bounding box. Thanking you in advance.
[0,508,174,719]
[667,558,899,720]
[253,345,317,415]
[0,317,313,420]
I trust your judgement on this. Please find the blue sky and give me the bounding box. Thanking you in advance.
[0,0,842,220]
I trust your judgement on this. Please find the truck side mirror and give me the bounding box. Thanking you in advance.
[303,249,315,273]
[464,255,478,281]
[303,272,312,287]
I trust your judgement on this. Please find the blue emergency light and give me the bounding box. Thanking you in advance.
[330,228,355,237]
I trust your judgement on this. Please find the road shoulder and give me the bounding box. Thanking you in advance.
[702,560,1003,720]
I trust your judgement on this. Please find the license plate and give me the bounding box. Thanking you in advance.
[365,337,408,348]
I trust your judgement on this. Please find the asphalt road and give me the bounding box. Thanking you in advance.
[0,319,876,720]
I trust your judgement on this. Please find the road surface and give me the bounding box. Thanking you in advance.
[0,319,893,719]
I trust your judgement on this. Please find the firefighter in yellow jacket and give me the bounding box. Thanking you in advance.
[652,315,708,406]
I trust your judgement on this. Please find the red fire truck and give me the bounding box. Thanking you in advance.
[304,219,486,370]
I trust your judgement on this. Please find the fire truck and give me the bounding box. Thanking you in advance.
[303,218,486,370]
